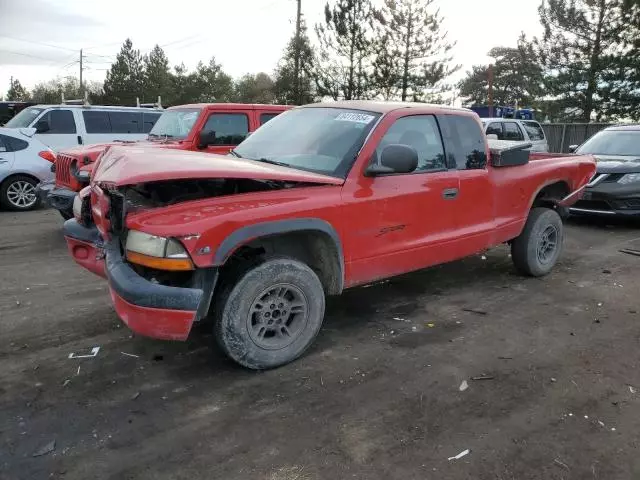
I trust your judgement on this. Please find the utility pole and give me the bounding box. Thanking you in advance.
[79,48,84,96]
[293,0,302,104]
[488,63,494,117]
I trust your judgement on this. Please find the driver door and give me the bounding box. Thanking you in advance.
[342,114,460,287]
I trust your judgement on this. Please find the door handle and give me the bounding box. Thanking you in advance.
[77,135,83,145]
[442,188,459,199]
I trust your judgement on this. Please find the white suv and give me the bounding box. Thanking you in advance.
[5,104,162,151]
[481,118,549,152]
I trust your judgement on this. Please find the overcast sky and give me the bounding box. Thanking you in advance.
[0,0,542,100]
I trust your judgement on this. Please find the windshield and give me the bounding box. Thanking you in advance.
[5,107,44,128]
[148,108,201,140]
[577,130,640,157]
[233,107,380,178]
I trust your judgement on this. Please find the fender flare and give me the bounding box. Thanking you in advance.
[213,218,345,292]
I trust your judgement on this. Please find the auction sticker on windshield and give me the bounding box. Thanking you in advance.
[335,112,376,124]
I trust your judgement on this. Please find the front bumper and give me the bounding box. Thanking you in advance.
[569,182,640,217]
[63,220,216,341]
[45,186,77,216]
[37,179,55,204]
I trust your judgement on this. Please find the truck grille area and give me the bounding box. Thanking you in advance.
[55,154,75,187]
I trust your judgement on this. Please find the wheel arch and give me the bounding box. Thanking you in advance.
[214,218,345,295]
[530,179,571,211]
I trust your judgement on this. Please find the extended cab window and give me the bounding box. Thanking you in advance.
[440,115,487,170]
[260,113,280,125]
[503,122,524,141]
[41,110,76,134]
[202,113,249,145]
[83,111,111,133]
[376,115,446,172]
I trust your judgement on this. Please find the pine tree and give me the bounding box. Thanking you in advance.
[314,0,375,100]
[372,0,458,102]
[536,0,630,121]
[274,19,315,104]
[6,78,29,101]
[459,35,544,107]
[102,39,145,105]
[143,45,172,105]
[194,57,234,102]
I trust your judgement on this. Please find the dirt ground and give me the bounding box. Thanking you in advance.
[1,209,640,480]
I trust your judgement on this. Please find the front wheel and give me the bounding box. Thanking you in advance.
[511,207,564,277]
[214,257,326,370]
[0,175,40,211]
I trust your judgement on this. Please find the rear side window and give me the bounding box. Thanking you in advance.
[109,112,141,133]
[83,111,111,133]
[260,113,280,125]
[522,121,545,141]
[2,134,28,151]
[0,134,10,152]
[439,115,487,170]
[142,112,161,133]
[202,113,249,145]
[41,110,76,134]
[503,122,525,141]
[376,115,446,172]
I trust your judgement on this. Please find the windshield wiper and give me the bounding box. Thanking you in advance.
[254,157,290,168]
[229,149,242,158]
[148,133,175,140]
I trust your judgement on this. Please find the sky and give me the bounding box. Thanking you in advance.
[0,0,542,100]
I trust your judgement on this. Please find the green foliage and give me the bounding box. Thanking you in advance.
[314,0,375,100]
[372,0,459,101]
[459,35,544,107]
[102,39,145,106]
[6,78,29,101]
[235,73,276,104]
[274,19,315,105]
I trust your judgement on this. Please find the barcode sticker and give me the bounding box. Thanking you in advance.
[335,112,376,124]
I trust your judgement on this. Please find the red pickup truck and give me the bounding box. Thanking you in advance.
[63,101,596,369]
[42,103,290,219]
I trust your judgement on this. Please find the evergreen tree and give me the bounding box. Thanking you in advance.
[31,77,103,104]
[314,0,375,100]
[6,78,29,101]
[194,57,234,102]
[143,45,172,105]
[274,19,315,104]
[372,0,458,101]
[235,73,276,104]
[536,0,630,121]
[102,39,145,105]
[459,35,544,107]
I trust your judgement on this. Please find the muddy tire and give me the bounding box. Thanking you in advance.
[214,256,325,370]
[0,175,40,211]
[511,207,564,277]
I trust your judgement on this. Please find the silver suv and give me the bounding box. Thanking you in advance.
[481,118,549,152]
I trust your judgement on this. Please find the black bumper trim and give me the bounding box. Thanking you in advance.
[64,219,207,312]
[47,187,76,212]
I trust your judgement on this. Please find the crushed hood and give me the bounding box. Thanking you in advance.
[92,146,345,187]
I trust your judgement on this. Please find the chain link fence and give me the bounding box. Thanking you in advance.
[541,123,612,153]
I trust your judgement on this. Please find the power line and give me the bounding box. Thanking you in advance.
[0,35,77,52]
[0,49,62,62]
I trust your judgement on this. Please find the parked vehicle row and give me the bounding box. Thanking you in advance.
[61,100,596,369]
[42,103,291,219]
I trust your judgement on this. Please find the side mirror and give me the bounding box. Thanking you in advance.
[198,130,216,148]
[568,144,578,153]
[365,144,419,176]
[35,120,50,133]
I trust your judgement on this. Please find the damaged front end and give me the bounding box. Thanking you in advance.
[63,146,343,341]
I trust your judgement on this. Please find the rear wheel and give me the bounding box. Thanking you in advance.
[511,207,564,277]
[0,175,40,211]
[214,257,326,369]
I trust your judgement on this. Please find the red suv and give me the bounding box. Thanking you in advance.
[42,103,291,219]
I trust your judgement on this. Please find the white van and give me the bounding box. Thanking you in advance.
[481,118,549,152]
[4,104,162,151]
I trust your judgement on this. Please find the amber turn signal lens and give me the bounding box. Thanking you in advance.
[126,251,194,271]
